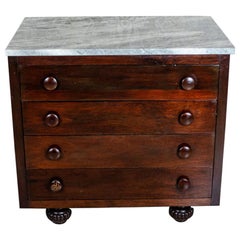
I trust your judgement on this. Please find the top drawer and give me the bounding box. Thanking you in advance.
[20,65,218,101]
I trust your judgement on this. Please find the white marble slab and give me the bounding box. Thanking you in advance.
[6,16,234,56]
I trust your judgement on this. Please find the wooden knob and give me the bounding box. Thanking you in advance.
[47,146,61,160]
[181,76,197,90]
[179,111,194,126]
[44,112,60,127]
[177,176,191,191]
[43,76,58,91]
[50,179,63,192]
[177,143,192,159]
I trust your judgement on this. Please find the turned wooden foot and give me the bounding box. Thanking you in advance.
[46,208,72,224]
[169,206,194,222]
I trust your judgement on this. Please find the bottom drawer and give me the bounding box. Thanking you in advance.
[27,168,212,200]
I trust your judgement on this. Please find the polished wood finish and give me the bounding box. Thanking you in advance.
[29,198,211,208]
[8,57,28,207]
[25,135,214,169]
[211,55,230,205]
[27,168,212,200]
[21,65,218,101]
[22,101,216,135]
[22,89,217,101]
[21,64,218,101]
[8,55,230,222]
[17,55,220,66]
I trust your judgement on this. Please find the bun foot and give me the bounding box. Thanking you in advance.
[46,208,72,224]
[169,206,194,222]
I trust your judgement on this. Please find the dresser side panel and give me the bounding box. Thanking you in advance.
[211,55,230,205]
[8,57,29,207]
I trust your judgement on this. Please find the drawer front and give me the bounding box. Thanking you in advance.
[25,134,214,169]
[20,65,218,100]
[27,168,212,200]
[22,101,216,135]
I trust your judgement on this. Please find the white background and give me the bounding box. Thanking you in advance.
[0,0,239,239]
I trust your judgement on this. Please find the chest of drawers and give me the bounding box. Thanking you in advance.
[6,16,234,224]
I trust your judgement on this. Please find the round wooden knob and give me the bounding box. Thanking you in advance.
[181,76,197,90]
[177,176,191,191]
[50,179,63,192]
[177,143,192,159]
[47,146,61,160]
[179,111,194,126]
[44,112,60,127]
[43,76,58,91]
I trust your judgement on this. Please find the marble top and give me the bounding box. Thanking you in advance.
[6,16,234,56]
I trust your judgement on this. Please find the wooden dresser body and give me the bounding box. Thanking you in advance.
[9,55,229,209]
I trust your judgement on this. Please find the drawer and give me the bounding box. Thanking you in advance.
[27,168,212,200]
[20,65,219,101]
[25,134,215,169]
[22,101,216,135]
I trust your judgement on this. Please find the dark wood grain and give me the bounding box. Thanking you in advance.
[17,55,220,66]
[20,65,218,101]
[22,101,217,135]
[8,57,29,207]
[21,89,218,101]
[28,198,211,208]
[8,54,231,213]
[27,168,212,200]
[24,134,214,169]
[211,55,230,205]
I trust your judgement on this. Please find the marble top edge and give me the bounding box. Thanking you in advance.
[6,48,235,56]
[6,16,235,56]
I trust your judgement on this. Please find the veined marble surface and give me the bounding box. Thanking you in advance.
[6,16,234,56]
